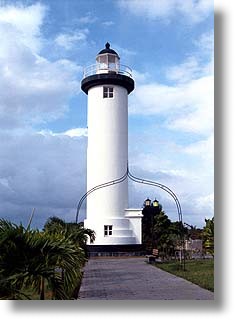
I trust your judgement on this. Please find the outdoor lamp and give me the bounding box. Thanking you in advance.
[145,198,151,207]
[152,199,159,207]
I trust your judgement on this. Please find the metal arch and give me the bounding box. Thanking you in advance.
[75,164,185,269]
[75,164,183,225]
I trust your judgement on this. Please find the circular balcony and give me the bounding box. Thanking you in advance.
[83,63,133,78]
[81,63,134,94]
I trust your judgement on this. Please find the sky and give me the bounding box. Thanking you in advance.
[0,0,214,229]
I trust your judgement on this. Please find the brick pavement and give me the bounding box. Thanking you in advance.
[78,257,214,300]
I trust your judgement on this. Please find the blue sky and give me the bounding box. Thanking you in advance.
[0,0,214,228]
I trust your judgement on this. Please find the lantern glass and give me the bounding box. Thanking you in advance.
[153,199,159,207]
[145,198,151,207]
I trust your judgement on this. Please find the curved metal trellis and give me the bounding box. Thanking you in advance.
[76,165,185,270]
[75,164,185,268]
[76,164,183,225]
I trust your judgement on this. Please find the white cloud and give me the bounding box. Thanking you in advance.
[130,27,214,136]
[0,2,46,52]
[195,30,214,53]
[118,0,213,23]
[63,128,88,137]
[78,14,97,24]
[127,162,213,227]
[166,76,213,135]
[0,2,214,229]
[184,134,213,163]
[0,3,87,227]
[55,29,89,50]
[165,29,214,84]
[128,27,213,226]
[132,69,150,84]
[166,56,205,83]
[39,128,88,137]
[130,75,213,135]
[102,21,115,27]
[196,193,214,215]
[0,4,80,129]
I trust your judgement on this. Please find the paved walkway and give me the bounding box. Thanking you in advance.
[78,257,214,300]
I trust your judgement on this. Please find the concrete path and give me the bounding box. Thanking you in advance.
[78,257,214,300]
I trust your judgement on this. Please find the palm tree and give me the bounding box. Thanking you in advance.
[44,216,95,251]
[43,216,95,296]
[0,219,86,300]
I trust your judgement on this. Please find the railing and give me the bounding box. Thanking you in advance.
[83,63,133,78]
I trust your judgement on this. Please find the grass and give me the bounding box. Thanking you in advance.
[155,259,214,292]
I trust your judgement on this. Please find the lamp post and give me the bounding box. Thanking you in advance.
[143,198,160,251]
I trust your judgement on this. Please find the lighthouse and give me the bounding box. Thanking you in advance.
[81,43,142,249]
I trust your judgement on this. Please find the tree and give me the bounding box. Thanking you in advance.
[202,217,214,257]
[142,201,187,258]
[0,218,87,300]
[43,216,95,253]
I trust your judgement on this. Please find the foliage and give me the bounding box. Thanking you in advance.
[43,216,95,255]
[202,217,214,257]
[142,203,187,257]
[0,217,94,300]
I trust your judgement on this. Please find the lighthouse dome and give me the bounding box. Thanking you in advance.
[81,42,134,94]
[97,42,120,59]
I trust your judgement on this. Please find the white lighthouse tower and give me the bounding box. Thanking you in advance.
[81,43,142,249]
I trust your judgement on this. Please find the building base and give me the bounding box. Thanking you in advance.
[86,244,146,257]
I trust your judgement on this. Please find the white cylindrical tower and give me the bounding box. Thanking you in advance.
[81,43,137,246]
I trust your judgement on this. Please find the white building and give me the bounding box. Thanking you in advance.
[81,43,142,248]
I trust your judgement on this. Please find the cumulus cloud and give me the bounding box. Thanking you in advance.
[55,29,89,50]
[127,163,213,227]
[128,28,214,225]
[0,3,86,227]
[196,193,214,214]
[128,91,213,218]
[132,70,151,84]
[128,117,213,218]
[130,75,213,136]
[0,2,214,229]
[0,3,80,129]
[183,134,213,163]
[166,56,205,83]
[0,2,46,52]
[166,29,213,83]
[117,0,213,23]
[194,30,214,54]
[130,27,214,137]
[166,76,213,135]
[39,128,88,137]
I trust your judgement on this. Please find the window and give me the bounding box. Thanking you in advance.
[103,86,114,98]
[104,225,113,236]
